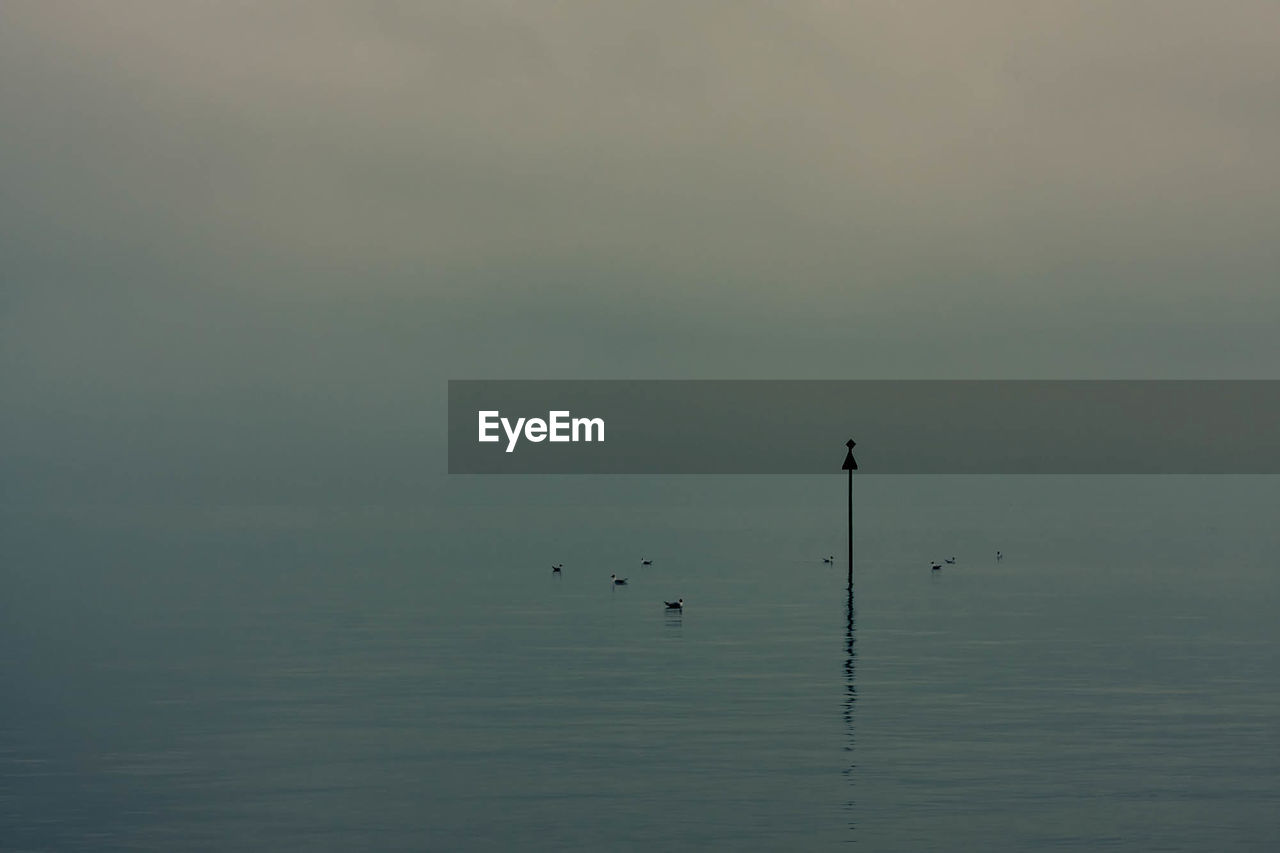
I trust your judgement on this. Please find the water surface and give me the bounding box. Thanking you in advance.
[3,478,1278,850]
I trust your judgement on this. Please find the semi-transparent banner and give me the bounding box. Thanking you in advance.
[447,380,1280,474]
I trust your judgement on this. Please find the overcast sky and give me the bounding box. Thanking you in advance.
[3,2,1278,507]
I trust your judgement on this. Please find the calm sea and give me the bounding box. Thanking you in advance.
[3,477,1277,850]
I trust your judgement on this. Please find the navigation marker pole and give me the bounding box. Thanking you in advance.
[842,439,857,589]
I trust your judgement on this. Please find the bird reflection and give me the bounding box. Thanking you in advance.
[843,582,857,836]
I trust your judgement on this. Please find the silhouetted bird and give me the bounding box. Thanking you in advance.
[823,555,834,564]
[996,551,1003,562]
[641,559,653,566]
[931,562,942,571]
[944,557,956,565]
[611,574,629,585]
[552,563,563,573]
[664,598,683,610]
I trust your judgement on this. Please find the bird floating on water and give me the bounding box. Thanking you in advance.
[996,551,1003,562]
[611,574,629,585]
[822,555,834,564]
[664,598,683,610]
[641,559,653,565]
[944,556,956,565]
[552,563,563,573]
[931,562,942,571]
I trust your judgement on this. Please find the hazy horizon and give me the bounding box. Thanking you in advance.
[4,2,1280,510]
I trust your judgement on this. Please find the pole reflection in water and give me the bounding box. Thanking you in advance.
[843,582,857,836]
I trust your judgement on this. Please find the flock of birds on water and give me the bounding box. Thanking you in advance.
[552,551,1008,612]
[824,550,1004,571]
[550,559,683,610]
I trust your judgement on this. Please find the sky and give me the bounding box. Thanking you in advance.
[2,1,1278,509]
